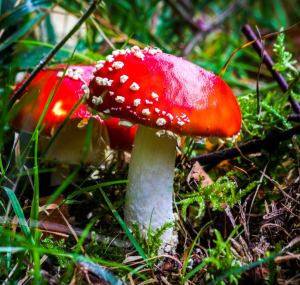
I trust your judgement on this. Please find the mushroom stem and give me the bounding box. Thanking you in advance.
[124,125,178,251]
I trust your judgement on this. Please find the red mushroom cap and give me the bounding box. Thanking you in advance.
[87,47,242,137]
[12,65,98,136]
[11,65,137,151]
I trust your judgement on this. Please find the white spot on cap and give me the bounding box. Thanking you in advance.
[177,120,185,126]
[92,96,103,106]
[115,96,125,103]
[133,98,141,107]
[103,109,110,114]
[112,50,120,56]
[119,49,126,55]
[120,75,129,83]
[162,111,166,115]
[145,99,153,105]
[75,67,83,74]
[106,55,114,62]
[134,50,145,60]
[58,67,84,80]
[112,61,124,70]
[95,63,104,70]
[109,91,115,96]
[97,60,105,64]
[142,108,151,116]
[130,82,140,91]
[148,47,162,55]
[131,45,140,52]
[151,92,159,100]
[167,113,174,121]
[154,108,160,113]
[156,118,166,126]
[57,71,64,78]
[72,74,79,80]
[118,120,134,128]
[96,77,113,86]
[108,67,113,71]
[81,84,90,94]
[107,79,114,86]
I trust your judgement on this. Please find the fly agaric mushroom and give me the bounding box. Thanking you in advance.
[11,65,137,165]
[86,46,242,252]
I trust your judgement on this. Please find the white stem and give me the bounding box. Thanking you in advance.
[124,125,177,251]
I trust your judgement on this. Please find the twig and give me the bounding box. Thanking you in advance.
[241,24,300,113]
[166,0,243,56]
[190,125,300,165]
[10,0,100,108]
[275,254,300,263]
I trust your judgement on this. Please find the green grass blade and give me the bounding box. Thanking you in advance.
[44,15,56,44]
[0,13,45,52]
[0,0,51,29]
[30,130,39,240]
[2,186,34,244]
[45,166,80,206]
[74,219,95,254]
[33,250,41,284]
[66,180,128,200]
[182,221,211,277]
[183,260,206,282]
[0,154,5,175]
[31,129,41,285]
[18,40,95,63]
[99,188,149,263]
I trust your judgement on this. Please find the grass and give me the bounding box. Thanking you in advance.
[1,0,300,284]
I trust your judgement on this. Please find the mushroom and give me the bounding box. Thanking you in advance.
[86,46,242,252]
[11,65,137,167]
